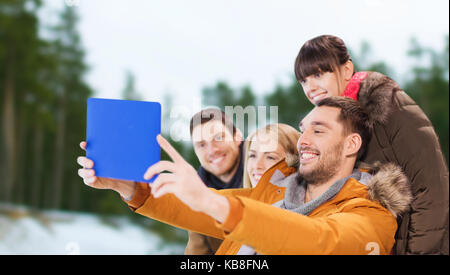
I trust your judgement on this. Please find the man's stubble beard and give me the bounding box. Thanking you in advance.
[296,141,344,187]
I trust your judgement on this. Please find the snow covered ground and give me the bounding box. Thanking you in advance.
[0,203,186,255]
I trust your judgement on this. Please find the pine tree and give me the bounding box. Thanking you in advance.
[0,0,42,203]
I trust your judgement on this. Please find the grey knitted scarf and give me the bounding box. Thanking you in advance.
[237,169,371,255]
[280,169,362,216]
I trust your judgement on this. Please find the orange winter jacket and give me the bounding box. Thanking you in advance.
[124,159,411,255]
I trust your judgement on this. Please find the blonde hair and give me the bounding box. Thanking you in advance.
[242,123,301,188]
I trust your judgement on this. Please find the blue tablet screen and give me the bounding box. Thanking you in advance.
[86,98,161,183]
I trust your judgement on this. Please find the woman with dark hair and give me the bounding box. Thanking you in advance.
[294,35,449,255]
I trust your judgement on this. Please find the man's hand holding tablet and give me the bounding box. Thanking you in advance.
[77,97,162,200]
[77,98,230,223]
[78,135,231,224]
[77,141,137,200]
[143,135,230,223]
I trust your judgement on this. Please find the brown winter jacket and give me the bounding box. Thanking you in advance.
[357,72,449,254]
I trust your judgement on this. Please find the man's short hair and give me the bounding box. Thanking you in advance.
[189,108,237,137]
[317,96,372,160]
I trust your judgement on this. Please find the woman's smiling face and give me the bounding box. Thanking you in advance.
[299,71,342,105]
[246,131,286,188]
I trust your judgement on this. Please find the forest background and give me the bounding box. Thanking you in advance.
[1,0,448,246]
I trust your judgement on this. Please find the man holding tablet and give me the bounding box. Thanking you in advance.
[78,97,412,255]
[79,104,244,254]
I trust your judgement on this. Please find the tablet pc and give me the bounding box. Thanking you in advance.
[86,98,161,183]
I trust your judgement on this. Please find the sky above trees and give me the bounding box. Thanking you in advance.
[40,0,449,110]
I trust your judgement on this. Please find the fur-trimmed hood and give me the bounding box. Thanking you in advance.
[283,155,412,218]
[357,71,403,125]
[357,161,412,218]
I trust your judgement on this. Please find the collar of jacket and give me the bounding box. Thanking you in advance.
[281,169,369,216]
[279,161,412,218]
[357,71,403,125]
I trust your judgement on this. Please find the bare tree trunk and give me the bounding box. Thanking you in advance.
[51,92,66,209]
[14,102,28,205]
[2,48,16,203]
[30,122,43,208]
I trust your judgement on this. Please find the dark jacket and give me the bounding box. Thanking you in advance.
[358,72,449,254]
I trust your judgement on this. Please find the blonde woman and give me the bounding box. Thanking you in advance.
[243,123,301,188]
